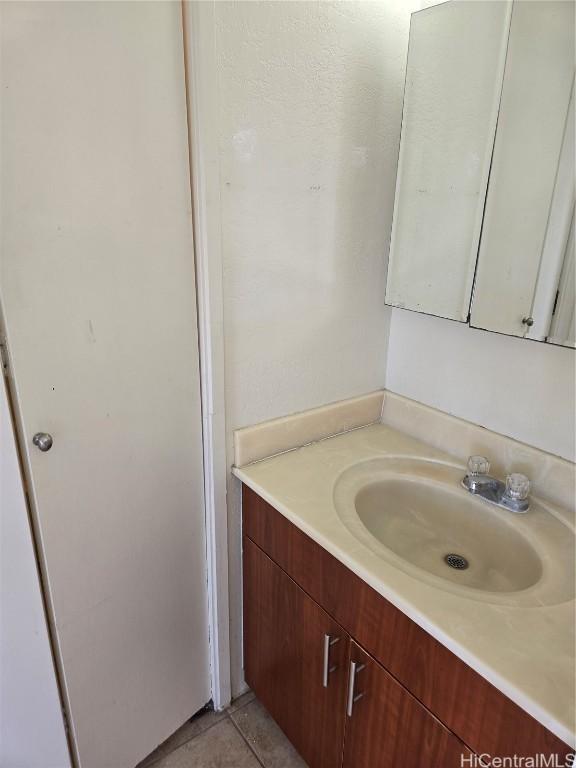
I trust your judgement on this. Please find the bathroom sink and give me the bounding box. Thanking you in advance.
[333,458,574,606]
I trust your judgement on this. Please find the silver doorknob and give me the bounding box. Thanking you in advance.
[33,432,53,452]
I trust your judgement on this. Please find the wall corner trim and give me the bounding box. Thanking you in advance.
[182,0,231,710]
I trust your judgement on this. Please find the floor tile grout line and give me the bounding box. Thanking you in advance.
[227,710,268,768]
[226,694,256,716]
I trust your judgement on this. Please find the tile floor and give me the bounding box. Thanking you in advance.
[138,692,307,768]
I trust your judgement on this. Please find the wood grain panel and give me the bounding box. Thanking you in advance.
[243,536,349,768]
[343,641,471,768]
[243,485,572,761]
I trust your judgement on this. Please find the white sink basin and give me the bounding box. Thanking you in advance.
[333,458,574,606]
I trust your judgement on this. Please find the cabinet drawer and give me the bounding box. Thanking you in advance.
[242,485,571,760]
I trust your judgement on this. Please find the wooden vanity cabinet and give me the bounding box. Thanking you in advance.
[244,537,469,768]
[242,485,572,767]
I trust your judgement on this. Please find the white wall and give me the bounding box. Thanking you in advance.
[386,309,575,462]
[0,377,70,768]
[212,0,416,694]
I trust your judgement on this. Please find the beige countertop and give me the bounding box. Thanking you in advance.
[233,422,575,747]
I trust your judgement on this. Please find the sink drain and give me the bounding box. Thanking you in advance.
[444,553,469,570]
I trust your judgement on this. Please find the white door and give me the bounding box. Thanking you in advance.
[0,3,210,767]
[1,377,70,768]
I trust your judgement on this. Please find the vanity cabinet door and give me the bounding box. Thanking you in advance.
[243,537,349,768]
[343,642,472,768]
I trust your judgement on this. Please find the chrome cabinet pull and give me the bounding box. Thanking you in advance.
[346,660,365,716]
[322,634,340,688]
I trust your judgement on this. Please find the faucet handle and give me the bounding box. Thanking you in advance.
[505,473,530,501]
[467,455,490,476]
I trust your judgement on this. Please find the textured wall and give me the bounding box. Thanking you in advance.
[386,310,575,462]
[213,0,415,694]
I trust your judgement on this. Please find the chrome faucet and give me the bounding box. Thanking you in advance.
[462,455,531,513]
